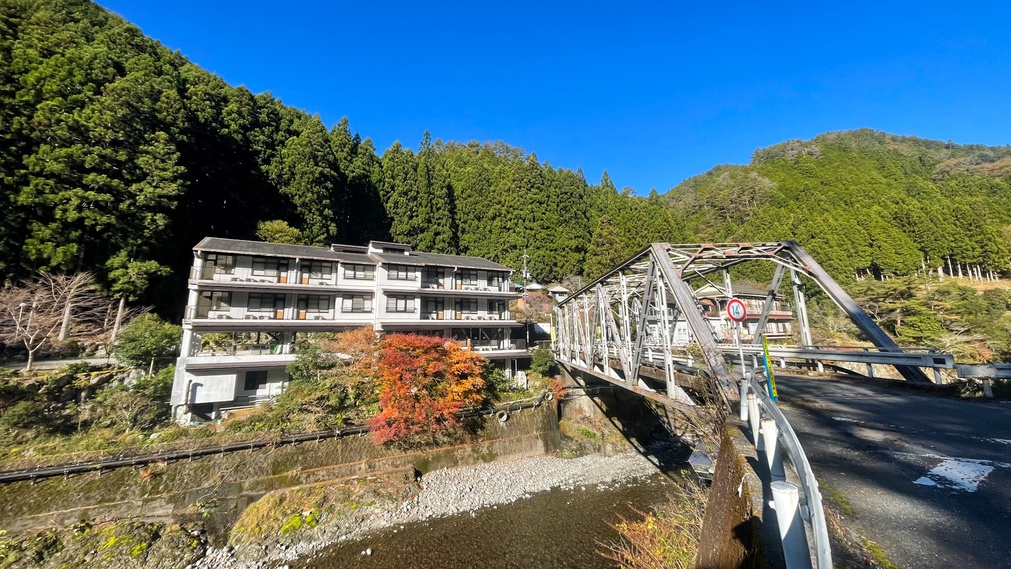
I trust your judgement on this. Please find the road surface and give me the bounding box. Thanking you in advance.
[776,375,1011,569]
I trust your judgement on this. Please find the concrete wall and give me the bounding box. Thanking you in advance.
[694,420,783,569]
[0,405,561,541]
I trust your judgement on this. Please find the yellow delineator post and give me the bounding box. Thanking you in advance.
[762,334,779,401]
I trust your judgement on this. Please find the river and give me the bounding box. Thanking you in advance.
[294,472,677,569]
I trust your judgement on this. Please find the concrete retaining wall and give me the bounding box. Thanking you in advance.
[0,405,561,538]
[695,420,782,569]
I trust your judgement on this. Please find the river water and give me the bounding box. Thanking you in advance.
[294,473,677,569]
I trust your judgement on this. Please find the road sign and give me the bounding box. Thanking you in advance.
[726,298,747,322]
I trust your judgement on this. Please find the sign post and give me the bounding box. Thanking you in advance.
[726,298,748,377]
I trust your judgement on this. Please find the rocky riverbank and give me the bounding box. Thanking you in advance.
[192,440,685,569]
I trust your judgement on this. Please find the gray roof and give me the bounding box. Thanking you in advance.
[194,237,374,264]
[193,237,512,271]
[371,251,512,272]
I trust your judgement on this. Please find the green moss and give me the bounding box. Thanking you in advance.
[818,478,855,517]
[864,540,900,569]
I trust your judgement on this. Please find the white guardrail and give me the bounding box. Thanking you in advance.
[741,372,832,569]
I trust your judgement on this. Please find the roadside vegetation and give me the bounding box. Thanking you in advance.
[598,477,709,569]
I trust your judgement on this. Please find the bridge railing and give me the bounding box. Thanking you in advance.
[742,372,832,569]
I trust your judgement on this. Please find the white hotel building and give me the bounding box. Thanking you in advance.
[171,237,527,422]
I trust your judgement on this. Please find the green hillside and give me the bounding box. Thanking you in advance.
[3,0,1011,318]
[665,129,1011,279]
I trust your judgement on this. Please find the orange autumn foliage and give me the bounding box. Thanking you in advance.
[367,334,488,444]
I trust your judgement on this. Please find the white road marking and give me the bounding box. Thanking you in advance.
[914,459,995,492]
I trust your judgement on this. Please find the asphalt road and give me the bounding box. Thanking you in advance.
[775,375,1011,569]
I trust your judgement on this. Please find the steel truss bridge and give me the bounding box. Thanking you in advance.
[552,241,955,412]
[552,241,969,569]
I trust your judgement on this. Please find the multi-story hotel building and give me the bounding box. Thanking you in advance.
[170,237,527,422]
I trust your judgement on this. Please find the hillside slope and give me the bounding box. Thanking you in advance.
[665,129,1011,279]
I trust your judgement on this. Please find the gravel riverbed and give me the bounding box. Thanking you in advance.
[189,441,684,569]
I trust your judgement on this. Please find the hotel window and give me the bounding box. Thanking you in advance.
[488,272,504,289]
[296,295,330,312]
[344,264,375,280]
[386,295,416,313]
[248,293,286,312]
[458,270,479,286]
[206,253,235,274]
[204,291,231,310]
[251,257,289,276]
[423,267,445,288]
[388,265,417,281]
[455,298,478,318]
[243,370,269,391]
[306,261,334,279]
[424,298,444,319]
[488,299,505,317]
[341,294,373,313]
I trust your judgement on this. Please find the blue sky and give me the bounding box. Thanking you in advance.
[98,1,1011,194]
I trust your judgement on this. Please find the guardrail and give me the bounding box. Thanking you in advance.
[741,372,832,569]
[623,343,955,383]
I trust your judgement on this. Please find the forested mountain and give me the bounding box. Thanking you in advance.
[665,130,1011,280]
[3,0,1011,319]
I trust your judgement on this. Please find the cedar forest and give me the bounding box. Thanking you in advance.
[4,0,1011,359]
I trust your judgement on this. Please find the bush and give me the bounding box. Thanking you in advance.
[113,314,181,369]
[599,478,709,569]
[367,334,488,444]
[530,347,556,376]
[133,365,175,401]
[86,387,166,432]
[0,401,47,432]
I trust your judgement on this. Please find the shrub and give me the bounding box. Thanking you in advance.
[133,365,175,401]
[530,347,556,376]
[113,314,181,369]
[367,334,488,444]
[599,478,709,569]
[0,401,47,433]
[87,387,166,432]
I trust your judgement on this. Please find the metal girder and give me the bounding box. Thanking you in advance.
[553,241,940,411]
[751,263,786,344]
[650,243,737,404]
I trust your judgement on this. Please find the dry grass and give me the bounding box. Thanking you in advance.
[598,477,709,569]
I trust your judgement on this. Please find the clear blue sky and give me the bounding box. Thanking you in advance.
[98,1,1011,194]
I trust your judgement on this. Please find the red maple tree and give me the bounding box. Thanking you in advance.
[367,334,488,444]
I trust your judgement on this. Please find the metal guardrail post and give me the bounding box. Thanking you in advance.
[772,480,813,569]
[739,378,749,421]
[761,417,785,481]
[747,391,760,449]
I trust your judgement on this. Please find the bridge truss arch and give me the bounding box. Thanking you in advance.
[552,241,936,413]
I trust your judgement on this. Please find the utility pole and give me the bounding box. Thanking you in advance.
[522,249,530,296]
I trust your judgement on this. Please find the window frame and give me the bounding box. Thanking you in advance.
[243,370,269,391]
[206,253,235,275]
[344,264,376,280]
[386,295,416,313]
[248,293,286,312]
[387,264,418,281]
[341,294,374,313]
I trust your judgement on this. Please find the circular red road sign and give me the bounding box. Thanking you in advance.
[726,298,747,322]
